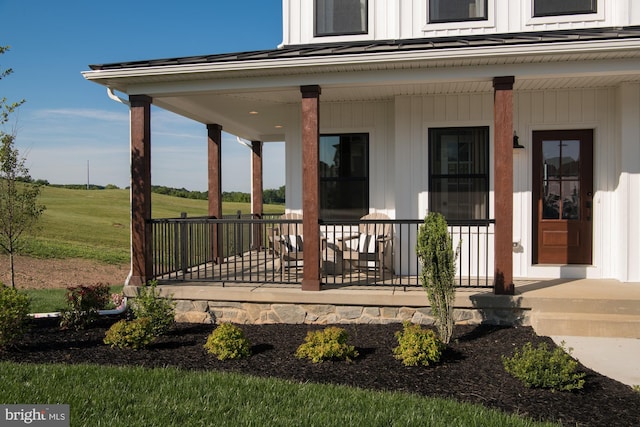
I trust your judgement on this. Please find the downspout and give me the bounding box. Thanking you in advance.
[106,87,134,285]
[29,298,129,319]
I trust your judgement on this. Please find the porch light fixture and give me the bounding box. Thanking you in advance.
[513,131,525,149]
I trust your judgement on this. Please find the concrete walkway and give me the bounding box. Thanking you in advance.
[552,335,640,387]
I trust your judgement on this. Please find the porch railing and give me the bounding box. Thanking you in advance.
[149,214,494,289]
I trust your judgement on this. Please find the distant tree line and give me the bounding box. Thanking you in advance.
[28,180,286,205]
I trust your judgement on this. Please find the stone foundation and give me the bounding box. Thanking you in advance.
[172,299,529,326]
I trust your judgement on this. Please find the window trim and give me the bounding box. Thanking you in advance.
[428,0,489,24]
[314,0,369,38]
[525,0,603,26]
[428,126,490,222]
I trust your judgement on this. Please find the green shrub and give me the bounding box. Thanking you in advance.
[393,322,445,367]
[104,317,155,350]
[0,284,31,348]
[416,212,459,344]
[204,323,251,360]
[502,341,586,391]
[131,280,175,336]
[295,326,358,363]
[60,283,110,330]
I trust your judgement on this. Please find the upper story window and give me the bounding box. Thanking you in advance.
[315,0,368,37]
[533,0,596,17]
[429,0,487,23]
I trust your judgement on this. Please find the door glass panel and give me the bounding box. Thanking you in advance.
[562,181,580,219]
[561,140,580,177]
[543,180,561,219]
[541,139,582,220]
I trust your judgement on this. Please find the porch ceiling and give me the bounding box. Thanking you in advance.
[149,71,640,142]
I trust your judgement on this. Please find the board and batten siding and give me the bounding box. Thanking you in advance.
[282,0,640,46]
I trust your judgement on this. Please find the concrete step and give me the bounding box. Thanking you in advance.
[523,297,640,316]
[531,312,640,338]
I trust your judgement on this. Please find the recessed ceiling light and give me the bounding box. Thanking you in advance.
[274,125,283,129]
[249,111,259,115]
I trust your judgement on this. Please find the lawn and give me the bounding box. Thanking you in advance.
[0,362,556,427]
[20,186,283,264]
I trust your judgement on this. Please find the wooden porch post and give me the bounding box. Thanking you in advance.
[493,76,515,295]
[129,95,153,286]
[301,85,321,291]
[207,124,223,263]
[251,140,264,249]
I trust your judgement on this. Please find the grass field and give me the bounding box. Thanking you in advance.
[21,186,283,264]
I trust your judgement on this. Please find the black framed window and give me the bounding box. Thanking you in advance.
[320,133,369,220]
[315,0,368,36]
[533,0,596,17]
[429,0,488,23]
[429,127,489,221]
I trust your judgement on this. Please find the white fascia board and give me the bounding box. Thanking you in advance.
[82,40,640,95]
[111,56,640,98]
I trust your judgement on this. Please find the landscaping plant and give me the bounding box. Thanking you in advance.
[204,323,252,360]
[59,283,110,330]
[104,317,155,350]
[502,341,586,391]
[130,280,175,336]
[393,322,445,367]
[0,284,31,348]
[295,326,358,363]
[416,212,459,344]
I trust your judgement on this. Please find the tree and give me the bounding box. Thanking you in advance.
[0,46,44,287]
[416,212,459,344]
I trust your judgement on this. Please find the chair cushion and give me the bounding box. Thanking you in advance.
[282,235,303,253]
[358,234,376,253]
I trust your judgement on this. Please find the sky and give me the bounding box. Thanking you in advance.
[0,0,285,192]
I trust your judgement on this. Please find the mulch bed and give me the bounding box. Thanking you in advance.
[2,318,639,427]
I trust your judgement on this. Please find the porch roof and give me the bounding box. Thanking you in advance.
[89,26,640,71]
[82,26,640,142]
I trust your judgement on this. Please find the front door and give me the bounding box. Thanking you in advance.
[532,130,593,264]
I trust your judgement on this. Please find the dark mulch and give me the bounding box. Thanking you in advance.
[2,318,639,426]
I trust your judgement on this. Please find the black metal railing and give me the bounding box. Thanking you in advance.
[149,214,494,288]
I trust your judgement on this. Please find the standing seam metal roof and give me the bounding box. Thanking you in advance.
[89,26,640,71]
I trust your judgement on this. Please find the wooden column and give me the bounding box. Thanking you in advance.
[251,140,264,249]
[207,124,223,263]
[300,85,321,291]
[493,76,515,295]
[129,95,153,286]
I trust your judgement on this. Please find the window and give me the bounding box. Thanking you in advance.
[429,0,487,23]
[533,0,596,17]
[429,127,489,221]
[315,0,367,36]
[320,134,369,220]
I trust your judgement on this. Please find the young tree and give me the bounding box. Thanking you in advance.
[416,212,459,344]
[0,46,44,287]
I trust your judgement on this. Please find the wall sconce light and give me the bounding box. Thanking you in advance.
[513,131,525,149]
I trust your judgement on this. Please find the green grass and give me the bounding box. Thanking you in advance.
[24,285,123,313]
[19,186,283,264]
[0,362,557,427]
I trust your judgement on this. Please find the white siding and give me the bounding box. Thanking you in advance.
[282,0,640,46]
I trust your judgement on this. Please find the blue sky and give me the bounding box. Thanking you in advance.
[0,0,285,192]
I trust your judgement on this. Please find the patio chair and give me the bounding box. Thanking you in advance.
[338,212,393,280]
[271,213,304,270]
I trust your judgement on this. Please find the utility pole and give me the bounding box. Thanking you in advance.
[86,160,90,190]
